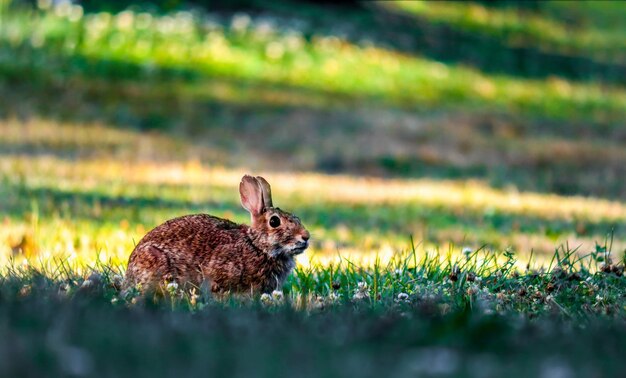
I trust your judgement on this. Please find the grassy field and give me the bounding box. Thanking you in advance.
[1,0,626,376]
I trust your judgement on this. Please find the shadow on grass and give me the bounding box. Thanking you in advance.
[367,3,626,85]
[1,280,624,378]
[2,39,626,199]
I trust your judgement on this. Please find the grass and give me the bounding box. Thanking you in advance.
[387,0,626,64]
[3,1,626,201]
[1,0,626,376]
[1,240,625,377]
[2,2,626,123]
[2,148,626,270]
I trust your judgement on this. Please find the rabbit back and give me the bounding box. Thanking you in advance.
[123,214,245,292]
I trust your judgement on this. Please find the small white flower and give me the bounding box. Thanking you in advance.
[260,293,273,306]
[313,296,325,310]
[595,295,604,302]
[396,292,410,303]
[328,292,341,303]
[271,290,284,303]
[394,269,403,276]
[166,282,178,292]
[353,281,370,301]
[115,10,134,30]
[231,13,251,32]
[265,42,284,60]
[462,247,472,258]
[353,291,368,301]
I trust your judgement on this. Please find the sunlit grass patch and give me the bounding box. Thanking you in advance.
[2,3,626,122]
[1,150,624,270]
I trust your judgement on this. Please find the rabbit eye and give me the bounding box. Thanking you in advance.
[269,215,281,228]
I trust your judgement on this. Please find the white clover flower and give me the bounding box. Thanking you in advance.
[116,10,134,30]
[166,281,178,292]
[54,0,72,18]
[462,247,472,259]
[68,5,83,22]
[328,292,341,303]
[396,292,410,303]
[231,13,251,32]
[254,20,275,39]
[260,293,273,306]
[353,291,368,301]
[265,42,285,60]
[313,296,325,310]
[352,281,370,301]
[284,33,304,51]
[271,290,284,303]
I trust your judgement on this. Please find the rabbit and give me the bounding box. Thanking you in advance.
[123,175,310,295]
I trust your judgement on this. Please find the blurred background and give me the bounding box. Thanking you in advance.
[1,0,625,267]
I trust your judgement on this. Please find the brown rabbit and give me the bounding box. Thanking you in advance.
[123,175,310,295]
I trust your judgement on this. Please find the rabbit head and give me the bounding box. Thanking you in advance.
[240,175,310,257]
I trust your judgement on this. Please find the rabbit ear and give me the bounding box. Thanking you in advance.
[255,176,273,208]
[240,175,264,216]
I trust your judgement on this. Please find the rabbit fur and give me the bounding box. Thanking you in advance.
[123,175,310,295]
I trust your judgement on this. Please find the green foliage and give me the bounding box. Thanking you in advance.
[1,244,625,377]
[391,0,626,64]
[1,2,626,122]
[1,1,626,375]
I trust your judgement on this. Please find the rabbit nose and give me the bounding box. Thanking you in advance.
[301,232,310,242]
